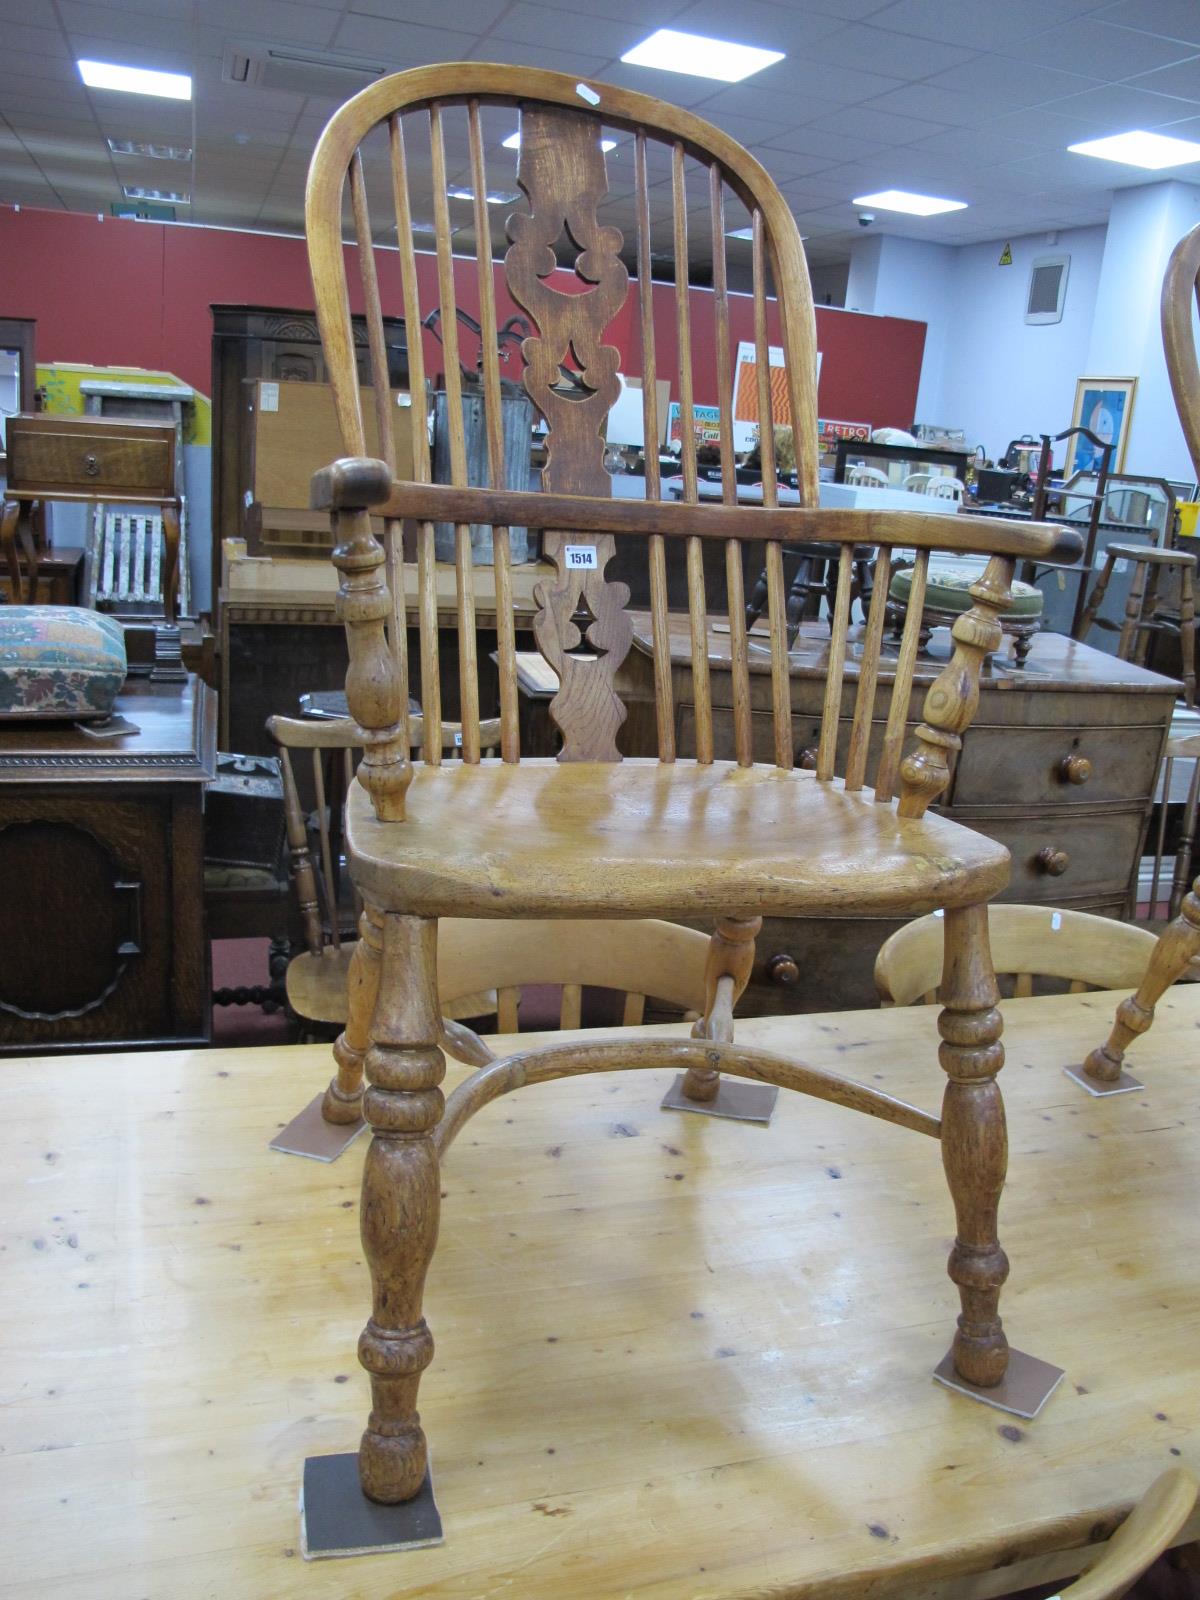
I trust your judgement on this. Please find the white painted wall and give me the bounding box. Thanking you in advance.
[936,225,1107,459]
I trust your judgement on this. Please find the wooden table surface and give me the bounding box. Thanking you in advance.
[3,990,1199,1599]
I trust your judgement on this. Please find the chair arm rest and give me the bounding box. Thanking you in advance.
[310,455,393,513]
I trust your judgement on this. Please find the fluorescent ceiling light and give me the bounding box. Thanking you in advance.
[621,28,784,83]
[502,130,616,152]
[108,138,192,160]
[726,226,754,239]
[1068,128,1200,169]
[447,186,520,204]
[79,59,191,99]
[853,188,966,216]
[123,184,189,202]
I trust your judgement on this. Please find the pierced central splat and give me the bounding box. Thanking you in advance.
[505,103,628,498]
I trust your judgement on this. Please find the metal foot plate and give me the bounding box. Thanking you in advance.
[660,1074,778,1124]
[301,1454,442,1560]
[933,1346,1065,1420]
[270,1093,366,1161]
[1062,1064,1143,1097]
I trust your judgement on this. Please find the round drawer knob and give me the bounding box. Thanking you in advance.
[1036,846,1070,876]
[765,952,800,987]
[1058,754,1092,785]
[82,451,100,478]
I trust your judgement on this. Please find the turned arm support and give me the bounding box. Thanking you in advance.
[898,554,1018,819]
[312,456,411,822]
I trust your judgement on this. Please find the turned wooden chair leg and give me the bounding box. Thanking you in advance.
[1084,881,1200,1085]
[939,903,1009,1389]
[1074,551,1115,643]
[1118,556,1149,663]
[681,915,761,1102]
[322,906,383,1125]
[356,912,444,1503]
[1179,564,1196,709]
[1,500,20,600]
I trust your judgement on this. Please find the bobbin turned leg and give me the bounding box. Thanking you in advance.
[1083,883,1200,1087]
[357,913,445,1503]
[939,903,1009,1389]
[322,906,383,1125]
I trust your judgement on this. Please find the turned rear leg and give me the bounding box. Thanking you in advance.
[1084,883,1200,1085]
[681,915,761,1103]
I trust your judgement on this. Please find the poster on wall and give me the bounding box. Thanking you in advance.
[732,342,822,450]
[667,401,722,448]
[1064,376,1137,475]
[818,418,871,446]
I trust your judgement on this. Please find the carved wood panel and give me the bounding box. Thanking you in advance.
[505,104,633,760]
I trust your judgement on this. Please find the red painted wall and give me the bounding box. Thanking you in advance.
[1,205,925,428]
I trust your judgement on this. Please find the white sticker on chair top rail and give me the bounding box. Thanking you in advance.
[564,545,598,569]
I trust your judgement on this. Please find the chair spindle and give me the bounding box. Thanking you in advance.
[844,548,893,793]
[875,549,929,804]
[468,100,519,763]
[752,211,792,771]
[816,547,854,781]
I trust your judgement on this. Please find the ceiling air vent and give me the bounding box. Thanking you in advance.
[222,42,389,99]
[1025,253,1070,325]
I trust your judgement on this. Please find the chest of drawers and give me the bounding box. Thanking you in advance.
[615,620,1179,1013]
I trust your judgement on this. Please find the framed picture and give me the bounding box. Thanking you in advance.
[1065,377,1137,475]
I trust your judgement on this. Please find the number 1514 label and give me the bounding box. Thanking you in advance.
[564,545,598,569]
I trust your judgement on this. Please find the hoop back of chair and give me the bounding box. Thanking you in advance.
[1162,221,1200,482]
[305,65,1076,822]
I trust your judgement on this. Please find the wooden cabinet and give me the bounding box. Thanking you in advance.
[616,621,1179,1013]
[0,677,216,1052]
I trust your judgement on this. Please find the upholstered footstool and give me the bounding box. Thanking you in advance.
[0,607,127,720]
[888,564,1044,666]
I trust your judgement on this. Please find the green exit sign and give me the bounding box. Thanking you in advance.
[110,200,176,221]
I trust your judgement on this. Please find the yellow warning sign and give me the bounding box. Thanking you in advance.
[998,242,1013,266]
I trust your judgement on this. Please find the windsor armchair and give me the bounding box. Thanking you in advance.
[1083,220,1200,1090]
[876,906,1162,1007]
[304,64,1080,1508]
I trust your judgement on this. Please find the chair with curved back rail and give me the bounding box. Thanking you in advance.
[1082,219,1200,1090]
[304,64,1079,1509]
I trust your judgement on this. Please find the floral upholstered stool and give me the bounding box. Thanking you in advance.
[0,607,127,720]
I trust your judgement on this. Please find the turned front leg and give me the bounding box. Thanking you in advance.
[682,915,761,1102]
[939,904,1009,1389]
[1084,884,1200,1085]
[357,913,445,1503]
[322,906,384,1125]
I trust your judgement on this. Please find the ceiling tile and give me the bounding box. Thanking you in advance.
[870,0,1101,48]
[487,2,643,57]
[350,0,508,25]
[803,103,951,145]
[332,13,477,60]
[667,0,848,51]
[1125,55,1200,102]
[3,23,70,58]
[804,22,980,79]
[56,1,196,53]
[465,39,614,75]
[921,55,1102,109]
[992,20,1200,80]
[861,81,1002,127]
[1091,0,1200,49]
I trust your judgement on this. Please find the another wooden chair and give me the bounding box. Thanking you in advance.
[1084,219,1200,1087]
[902,471,932,494]
[1075,542,1196,708]
[927,474,965,503]
[270,712,708,1041]
[875,905,1161,1007]
[304,64,1078,1505]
